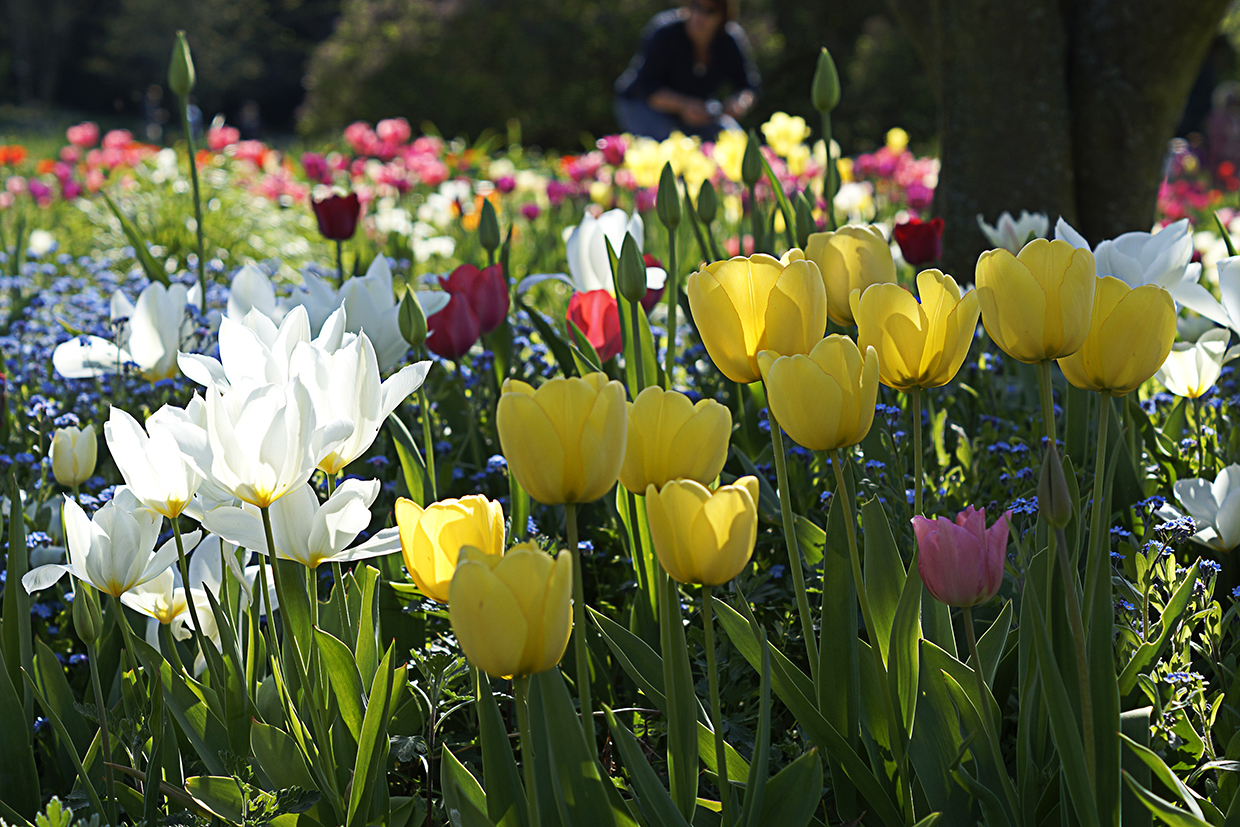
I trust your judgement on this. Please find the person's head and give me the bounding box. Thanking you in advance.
[685,0,728,45]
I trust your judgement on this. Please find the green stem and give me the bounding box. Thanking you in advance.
[831,448,911,823]
[703,586,732,825]
[962,606,1021,826]
[566,502,594,753]
[1082,392,1110,628]
[766,404,819,687]
[172,515,210,669]
[663,230,678,390]
[1195,396,1205,474]
[630,298,646,392]
[748,183,760,254]
[336,239,345,288]
[1052,523,1096,789]
[326,473,351,634]
[161,618,187,677]
[821,111,837,231]
[108,594,142,684]
[514,675,540,827]
[178,98,207,312]
[262,505,300,672]
[418,378,438,502]
[911,387,923,517]
[87,639,118,825]
[1037,360,1057,449]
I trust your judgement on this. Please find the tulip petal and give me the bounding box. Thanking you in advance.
[450,559,529,678]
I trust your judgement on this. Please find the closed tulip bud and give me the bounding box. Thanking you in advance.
[449,543,573,679]
[805,225,897,326]
[697,179,718,224]
[851,269,980,391]
[976,238,1096,363]
[645,477,759,585]
[656,162,681,230]
[742,130,763,189]
[72,584,104,645]
[168,31,195,98]
[811,47,841,114]
[51,424,96,487]
[479,198,501,254]
[616,233,648,304]
[399,289,428,348]
[1057,276,1176,395]
[1037,441,1073,528]
[497,373,627,505]
[758,335,879,452]
[620,386,731,494]
[914,507,1010,607]
[686,252,827,384]
[396,495,505,603]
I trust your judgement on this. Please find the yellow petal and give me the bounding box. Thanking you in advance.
[449,557,528,679]
[498,390,567,505]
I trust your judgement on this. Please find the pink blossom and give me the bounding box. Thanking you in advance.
[344,121,379,156]
[66,122,100,148]
[410,136,443,156]
[376,117,412,145]
[28,179,53,207]
[520,202,541,221]
[102,130,132,150]
[913,507,1011,608]
[59,146,81,163]
[207,124,241,152]
[494,175,516,194]
[597,134,627,166]
[301,152,331,184]
[634,187,656,212]
[905,182,934,211]
[234,141,267,166]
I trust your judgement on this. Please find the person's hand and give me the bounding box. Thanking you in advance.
[681,99,714,127]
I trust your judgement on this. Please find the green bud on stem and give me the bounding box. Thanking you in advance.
[399,289,428,348]
[168,31,196,99]
[616,233,647,304]
[656,162,681,230]
[812,47,840,114]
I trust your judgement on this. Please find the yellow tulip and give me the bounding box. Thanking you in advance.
[686,252,827,384]
[396,495,505,603]
[850,269,980,391]
[1057,276,1176,395]
[645,477,759,586]
[619,386,731,494]
[761,112,811,159]
[758,335,879,452]
[51,424,96,488]
[805,225,897,326]
[975,238,1096,363]
[449,543,573,679]
[497,372,627,505]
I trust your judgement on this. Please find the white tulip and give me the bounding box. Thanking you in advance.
[50,424,96,488]
[976,210,1049,254]
[1171,464,1240,552]
[1156,328,1228,399]
[1055,218,1200,297]
[227,262,289,323]
[565,208,665,294]
[104,406,203,518]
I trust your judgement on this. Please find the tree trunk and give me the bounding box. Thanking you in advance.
[886,0,1229,279]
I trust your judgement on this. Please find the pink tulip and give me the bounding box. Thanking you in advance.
[913,507,1011,607]
[66,122,100,149]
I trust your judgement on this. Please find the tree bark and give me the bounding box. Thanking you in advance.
[886,0,1229,279]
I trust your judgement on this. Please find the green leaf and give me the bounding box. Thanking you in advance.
[387,412,428,506]
[19,669,83,819]
[517,298,578,377]
[1119,733,1205,819]
[477,671,528,827]
[252,721,319,791]
[347,644,397,826]
[661,574,700,820]
[3,472,31,710]
[861,496,906,664]
[888,560,923,737]
[793,515,825,567]
[756,148,797,250]
[1119,561,1199,695]
[101,190,170,285]
[975,601,1013,688]
[940,671,1016,827]
[1217,211,1238,257]
[354,565,382,689]
[33,638,89,756]
[755,749,823,827]
[738,628,771,827]
[440,749,497,827]
[531,669,618,827]
[907,642,975,823]
[186,776,247,823]
[567,318,604,371]
[605,707,692,827]
[1122,770,1213,827]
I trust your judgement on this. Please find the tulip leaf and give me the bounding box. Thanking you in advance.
[3,471,31,710]
[566,318,604,372]
[906,642,975,823]
[347,643,396,827]
[186,776,247,823]
[202,588,255,756]
[476,671,528,827]
[861,496,905,665]
[133,636,229,775]
[516,297,578,378]
[101,190,171,286]
[1119,733,1205,819]
[355,564,382,690]
[1121,770,1214,827]
[440,749,497,827]
[387,411,428,507]
[887,559,922,738]
[605,706,692,827]
[315,628,367,743]
[1118,561,1199,696]
[252,721,319,792]
[530,668,618,827]
[0,655,40,818]
[755,749,824,827]
[145,669,167,827]
[975,601,1013,689]
[661,574,701,819]
[940,671,1016,827]
[737,625,770,827]
[33,637,90,782]
[712,597,904,827]
[756,147,797,252]
[1216,211,1239,257]
[793,514,825,567]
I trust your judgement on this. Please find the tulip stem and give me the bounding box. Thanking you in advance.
[417,377,439,502]
[161,618,187,677]
[767,406,819,687]
[831,448,910,821]
[961,606,1021,825]
[1052,523,1097,791]
[1037,360,1057,450]
[1194,396,1205,474]
[178,96,207,313]
[325,473,352,635]
[86,638,118,825]
[108,594,142,685]
[1082,392,1110,630]
[630,298,647,392]
[663,229,678,390]
[820,111,837,231]
[911,387,923,517]
[336,239,345,288]
[262,505,299,670]
[172,515,210,674]
[565,502,595,754]
[514,675,540,827]
[702,586,733,825]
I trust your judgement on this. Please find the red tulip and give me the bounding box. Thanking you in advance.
[566,290,622,362]
[892,216,943,266]
[442,263,510,334]
[426,294,481,360]
[913,507,1010,607]
[311,192,361,241]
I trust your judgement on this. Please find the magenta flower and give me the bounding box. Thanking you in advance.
[913,507,1011,607]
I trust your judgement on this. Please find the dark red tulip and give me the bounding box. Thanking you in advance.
[892,216,943,266]
[311,192,361,241]
[442,263,510,335]
[426,294,481,359]
[567,290,622,362]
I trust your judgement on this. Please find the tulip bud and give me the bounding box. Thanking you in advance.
[656,163,681,230]
[168,31,196,99]
[795,191,815,250]
[73,584,104,646]
[697,179,718,224]
[811,47,841,114]
[479,198,500,254]
[742,130,763,189]
[399,289,428,348]
[1037,441,1073,528]
[616,233,647,304]
[51,424,96,488]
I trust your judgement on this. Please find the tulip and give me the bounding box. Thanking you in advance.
[442,263,510,334]
[449,543,573,679]
[761,112,811,159]
[180,305,334,392]
[66,121,100,149]
[913,506,1011,607]
[686,252,827,384]
[425,292,481,359]
[311,192,361,241]
[23,491,198,598]
[1176,255,1240,339]
[202,479,399,569]
[1155,328,1228,399]
[51,424,97,488]
[565,208,665,295]
[892,217,944,266]
[758,335,879,452]
[1169,465,1240,552]
[619,386,731,494]
[566,290,622,362]
[975,238,1097,363]
[1056,276,1176,395]
[645,477,759,586]
[976,210,1048,254]
[105,407,202,518]
[805,225,897,326]
[1055,217,1199,296]
[395,495,505,603]
[851,269,979,391]
[498,373,627,505]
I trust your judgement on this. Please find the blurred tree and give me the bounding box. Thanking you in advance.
[886,0,1231,277]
